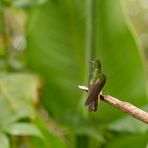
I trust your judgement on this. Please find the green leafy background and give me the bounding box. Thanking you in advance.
[0,0,148,147]
[26,0,148,147]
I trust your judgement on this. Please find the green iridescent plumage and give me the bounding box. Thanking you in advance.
[85,60,106,111]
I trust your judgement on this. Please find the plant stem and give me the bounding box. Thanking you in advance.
[79,86,148,124]
[85,0,95,82]
[100,95,148,124]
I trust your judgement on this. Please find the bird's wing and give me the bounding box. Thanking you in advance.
[85,74,106,107]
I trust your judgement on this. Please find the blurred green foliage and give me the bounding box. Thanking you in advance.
[0,0,148,147]
[0,74,42,147]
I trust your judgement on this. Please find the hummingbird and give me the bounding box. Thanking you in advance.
[85,60,106,112]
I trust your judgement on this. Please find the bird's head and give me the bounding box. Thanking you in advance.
[89,59,101,69]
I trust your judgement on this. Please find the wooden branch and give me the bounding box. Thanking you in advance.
[78,85,148,124]
[100,95,148,124]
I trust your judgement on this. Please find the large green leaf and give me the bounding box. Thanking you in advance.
[0,73,39,126]
[30,116,68,148]
[0,133,9,148]
[27,0,147,122]
[27,0,85,119]
[5,123,42,138]
[26,0,148,147]
[93,0,147,122]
